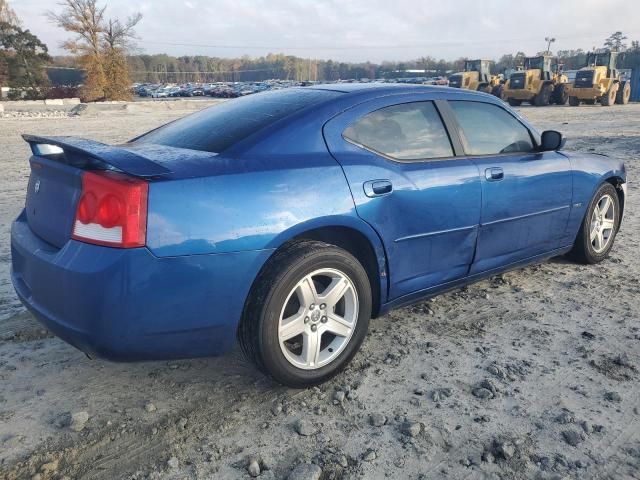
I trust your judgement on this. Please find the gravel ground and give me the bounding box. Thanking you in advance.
[0,102,639,480]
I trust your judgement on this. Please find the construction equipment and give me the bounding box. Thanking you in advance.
[502,55,569,106]
[448,60,504,98]
[567,50,630,106]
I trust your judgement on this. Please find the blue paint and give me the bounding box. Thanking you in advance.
[11,84,627,361]
[630,68,640,102]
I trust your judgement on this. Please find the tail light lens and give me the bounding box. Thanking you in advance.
[72,171,148,248]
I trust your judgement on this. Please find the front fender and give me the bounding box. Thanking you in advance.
[562,152,626,244]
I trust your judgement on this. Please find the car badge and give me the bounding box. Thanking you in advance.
[34,179,41,194]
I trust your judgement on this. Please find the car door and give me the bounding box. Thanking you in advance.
[323,95,481,300]
[445,100,572,274]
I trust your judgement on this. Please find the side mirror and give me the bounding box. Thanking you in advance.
[540,130,565,151]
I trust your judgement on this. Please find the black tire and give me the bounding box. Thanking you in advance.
[600,84,617,106]
[491,84,505,100]
[553,83,569,105]
[238,241,372,387]
[507,98,522,107]
[568,96,580,106]
[533,83,553,106]
[615,81,631,105]
[569,183,620,264]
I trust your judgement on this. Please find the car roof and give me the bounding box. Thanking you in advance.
[308,82,442,94]
[305,82,493,103]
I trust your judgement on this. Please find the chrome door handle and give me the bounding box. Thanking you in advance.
[363,180,393,197]
[485,167,504,181]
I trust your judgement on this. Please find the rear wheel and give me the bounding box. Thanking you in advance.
[616,81,631,104]
[600,84,618,106]
[553,84,569,105]
[569,183,620,264]
[568,96,580,106]
[507,98,522,107]
[239,241,372,387]
[533,83,553,106]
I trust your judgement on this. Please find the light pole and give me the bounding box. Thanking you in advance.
[545,36,556,54]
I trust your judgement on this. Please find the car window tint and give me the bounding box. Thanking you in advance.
[132,88,342,153]
[449,101,534,155]
[343,102,453,160]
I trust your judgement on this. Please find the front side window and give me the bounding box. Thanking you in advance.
[449,101,534,155]
[343,102,454,161]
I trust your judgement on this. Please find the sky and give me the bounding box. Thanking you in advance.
[10,0,640,63]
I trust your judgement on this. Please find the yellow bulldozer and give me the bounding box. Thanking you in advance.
[502,55,569,106]
[568,50,631,106]
[448,60,504,98]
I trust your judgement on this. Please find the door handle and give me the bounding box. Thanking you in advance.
[363,180,393,197]
[485,167,504,181]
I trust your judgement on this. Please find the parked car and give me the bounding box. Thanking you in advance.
[12,85,626,387]
[151,88,169,98]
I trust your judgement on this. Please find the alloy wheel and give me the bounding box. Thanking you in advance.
[278,268,359,370]
[590,193,616,253]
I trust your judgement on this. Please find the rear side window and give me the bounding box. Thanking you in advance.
[343,102,454,161]
[132,88,341,153]
[449,101,534,155]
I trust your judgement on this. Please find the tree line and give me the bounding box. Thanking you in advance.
[1,0,639,102]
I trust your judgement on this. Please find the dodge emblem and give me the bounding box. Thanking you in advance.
[34,179,40,194]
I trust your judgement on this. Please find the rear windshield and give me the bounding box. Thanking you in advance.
[131,88,341,153]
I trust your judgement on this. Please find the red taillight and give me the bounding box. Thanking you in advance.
[72,171,148,248]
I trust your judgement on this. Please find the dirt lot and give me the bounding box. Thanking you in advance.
[1,101,639,480]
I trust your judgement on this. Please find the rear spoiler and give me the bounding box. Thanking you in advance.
[22,134,171,179]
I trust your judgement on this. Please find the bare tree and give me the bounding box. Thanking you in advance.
[103,13,141,51]
[48,0,141,102]
[48,0,105,56]
[0,0,21,27]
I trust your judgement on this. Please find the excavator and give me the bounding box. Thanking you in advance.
[502,55,569,106]
[568,50,631,106]
[448,59,504,98]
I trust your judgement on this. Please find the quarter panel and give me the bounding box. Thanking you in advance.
[146,154,357,256]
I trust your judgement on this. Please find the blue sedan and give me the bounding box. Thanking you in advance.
[11,84,626,387]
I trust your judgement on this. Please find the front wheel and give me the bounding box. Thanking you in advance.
[569,183,620,264]
[533,84,553,106]
[616,81,631,105]
[239,241,372,387]
[600,84,618,106]
[553,83,569,105]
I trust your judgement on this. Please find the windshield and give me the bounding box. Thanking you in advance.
[525,57,544,70]
[132,88,342,153]
[465,60,482,72]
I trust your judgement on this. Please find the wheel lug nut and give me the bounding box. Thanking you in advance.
[311,324,317,332]
[309,303,315,310]
[320,303,326,310]
[321,316,327,323]
[304,316,310,324]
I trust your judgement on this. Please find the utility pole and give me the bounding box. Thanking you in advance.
[545,36,556,54]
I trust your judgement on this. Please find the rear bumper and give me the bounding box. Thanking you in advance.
[11,210,273,361]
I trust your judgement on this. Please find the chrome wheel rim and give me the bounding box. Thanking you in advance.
[278,268,358,370]
[590,194,616,253]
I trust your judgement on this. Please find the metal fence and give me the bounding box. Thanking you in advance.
[631,68,640,102]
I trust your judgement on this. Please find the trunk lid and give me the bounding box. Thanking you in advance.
[25,157,83,248]
[21,135,173,248]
